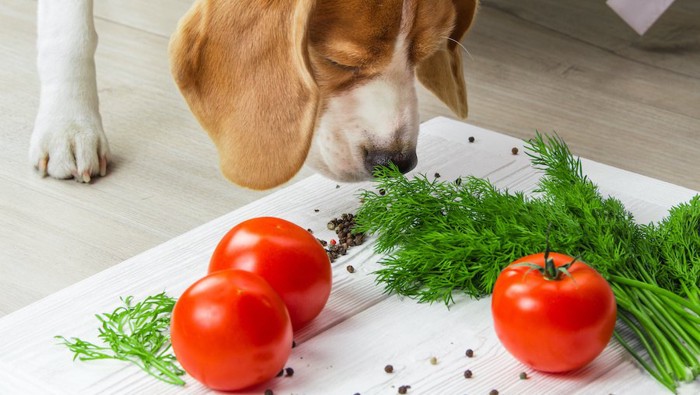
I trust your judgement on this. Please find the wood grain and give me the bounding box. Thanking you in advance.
[1,0,698,322]
[1,118,696,394]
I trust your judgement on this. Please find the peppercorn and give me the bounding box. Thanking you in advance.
[519,372,528,380]
[468,136,475,143]
[379,188,386,195]
[314,209,319,212]
[465,348,474,358]
[384,364,394,373]
[265,389,273,395]
[455,178,462,186]
[512,147,519,155]
[463,369,472,378]
[346,265,355,273]
[490,390,499,395]
[398,385,411,394]
[434,172,441,178]
[285,367,294,377]
[429,356,438,365]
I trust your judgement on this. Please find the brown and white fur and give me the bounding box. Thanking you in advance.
[31,0,477,189]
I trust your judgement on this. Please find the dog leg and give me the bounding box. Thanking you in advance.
[30,0,109,182]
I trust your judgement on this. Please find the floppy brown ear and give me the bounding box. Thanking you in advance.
[169,0,319,190]
[416,0,478,119]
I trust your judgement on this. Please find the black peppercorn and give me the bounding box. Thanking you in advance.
[465,348,474,358]
[384,364,394,373]
[464,369,472,378]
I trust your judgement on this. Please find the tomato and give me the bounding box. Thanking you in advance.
[209,217,332,330]
[170,270,292,391]
[491,251,616,373]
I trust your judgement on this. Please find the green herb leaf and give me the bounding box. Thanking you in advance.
[55,292,185,386]
[355,133,700,391]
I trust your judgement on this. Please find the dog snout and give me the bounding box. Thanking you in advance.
[364,149,417,175]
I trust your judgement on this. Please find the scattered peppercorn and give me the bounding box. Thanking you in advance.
[336,184,340,189]
[347,265,355,273]
[463,369,473,379]
[285,367,294,377]
[468,136,475,143]
[434,172,441,178]
[398,385,411,394]
[379,188,386,195]
[490,390,499,395]
[265,389,273,395]
[455,178,462,186]
[465,349,474,358]
[320,213,366,262]
[384,364,394,373]
[314,209,319,212]
[429,356,438,365]
[512,147,519,155]
[519,372,528,380]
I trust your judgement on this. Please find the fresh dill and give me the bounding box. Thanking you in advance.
[55,292,185,386]
[355,133,700,392]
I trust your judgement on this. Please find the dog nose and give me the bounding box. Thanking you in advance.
[364,150,417,175]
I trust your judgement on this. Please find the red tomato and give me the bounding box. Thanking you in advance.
[170,270,292,391]
[491,251,616,373]
[209,217,332,330]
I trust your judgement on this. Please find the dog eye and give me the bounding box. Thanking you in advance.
[325,58,360,72]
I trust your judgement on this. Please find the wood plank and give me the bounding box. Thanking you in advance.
[2,0,699,320]
[0,118,696,394]
[483,0,700,78]
[93,0,192,38]
[0,0,306,316]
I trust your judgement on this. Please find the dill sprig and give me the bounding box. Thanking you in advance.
[55,292,185,386]
[355,133,700,392]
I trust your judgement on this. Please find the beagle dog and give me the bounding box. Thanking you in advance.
[31,0,477,189]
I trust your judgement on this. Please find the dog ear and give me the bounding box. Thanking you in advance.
[169,0,319,190]
[416,0,478,119]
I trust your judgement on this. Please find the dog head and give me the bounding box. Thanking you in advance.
[170,0,478,189]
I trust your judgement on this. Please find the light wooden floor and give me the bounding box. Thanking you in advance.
[1,0,698,318]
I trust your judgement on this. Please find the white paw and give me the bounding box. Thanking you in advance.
[29,109,110,183]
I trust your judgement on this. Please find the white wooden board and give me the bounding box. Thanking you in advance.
[0,118,697,395]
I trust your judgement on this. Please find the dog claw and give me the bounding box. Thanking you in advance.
[99,155,107,177]
[37,156,48,177]
[82,171,91,183]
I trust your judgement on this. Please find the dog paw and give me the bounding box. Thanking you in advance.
[29,111,110,183]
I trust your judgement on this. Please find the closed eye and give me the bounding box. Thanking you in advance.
[325,58,361,73]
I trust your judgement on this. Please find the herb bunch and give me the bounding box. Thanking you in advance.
[56,292,185,385]
[354,134,700,392]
